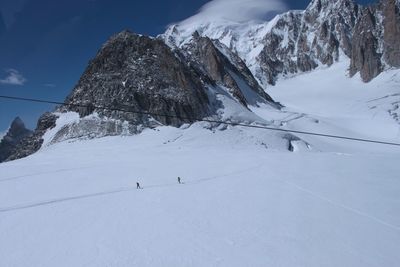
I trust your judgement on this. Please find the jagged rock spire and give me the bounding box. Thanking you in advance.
[0,117,33,163]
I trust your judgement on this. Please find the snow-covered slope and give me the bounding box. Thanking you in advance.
[1,59,400,266]
[0,125,399,267]
[254,59,400,153]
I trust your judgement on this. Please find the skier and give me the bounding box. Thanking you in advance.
[136,182,141,189]
[178,177,182,184]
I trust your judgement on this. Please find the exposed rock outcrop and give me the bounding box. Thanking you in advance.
[5,113,58,162]
[350,6,383,82]
[383,0,400,67]
[64,30,212,127]
[175,32,275,106]
[350,0,400,81]
[258,0,359,84]
[0,117,33,163]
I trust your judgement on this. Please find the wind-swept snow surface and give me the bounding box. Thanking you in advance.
[1,61,400,266]
[0,126,399,267]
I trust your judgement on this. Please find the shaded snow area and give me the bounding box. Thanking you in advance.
[1,61,400,266]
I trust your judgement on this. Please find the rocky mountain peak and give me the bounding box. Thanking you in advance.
[4,27,279,162]
[305,0,359,23]
[0,117,33,163]
[179,33,275,107]
[306,0,356,11]
[9,117,26,134]
[64,29,212,128]
[102,29,143,48]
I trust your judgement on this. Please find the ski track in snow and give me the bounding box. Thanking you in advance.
[0,164,263,213]
[278,179,400,233]
[0,166,95,183]
[0,187,135,213]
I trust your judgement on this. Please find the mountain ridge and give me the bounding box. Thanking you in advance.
[2,29,279,162]
[163,0,399,85]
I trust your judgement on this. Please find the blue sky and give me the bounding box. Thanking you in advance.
[0,0,376,130]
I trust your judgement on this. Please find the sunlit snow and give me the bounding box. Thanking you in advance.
[1,61,400,266]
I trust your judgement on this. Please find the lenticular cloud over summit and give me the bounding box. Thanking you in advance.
[183,0,288,24]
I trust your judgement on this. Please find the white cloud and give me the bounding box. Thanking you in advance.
[0,69,26,85]
[183,0,288,23]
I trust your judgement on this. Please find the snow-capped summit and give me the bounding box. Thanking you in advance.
[163,0,399,85]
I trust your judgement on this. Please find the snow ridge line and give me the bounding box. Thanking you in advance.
[0,166,94,183]
[280,179,400,233]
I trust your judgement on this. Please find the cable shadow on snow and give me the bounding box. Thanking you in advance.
[0,165,263,214]
[0,166,94,183]
[0,187,135,213]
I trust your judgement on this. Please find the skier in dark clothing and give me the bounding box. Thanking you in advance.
[136,182,141,189]
[178,177,182,184]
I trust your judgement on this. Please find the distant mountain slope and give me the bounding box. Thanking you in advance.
[0,117,32,163]
[163,0,400,85]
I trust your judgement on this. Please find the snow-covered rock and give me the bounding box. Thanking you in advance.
[163,0,400,85]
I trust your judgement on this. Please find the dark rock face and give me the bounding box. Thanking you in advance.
[5,113,58,162]
[258,11,306,85]
[350,0,400,81]
[0,117,33,163]
[350,7,382,82]
[258,0,360,84]
[383,0,400,67]
[178,33,275,106]
[64,31,211,127]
